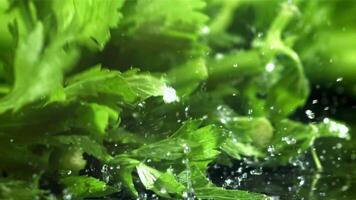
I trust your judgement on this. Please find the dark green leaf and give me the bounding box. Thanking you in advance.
[61,176,116,198]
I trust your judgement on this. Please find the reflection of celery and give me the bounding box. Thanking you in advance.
[302,30,356,95]
[296,1,356,96]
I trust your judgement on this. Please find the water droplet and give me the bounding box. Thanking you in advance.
[289,157,306,170]
[241,172,248,179]
[265,62,275,72]
[201,26,210,35]
[336,143,342,149]
[183,144,191,154]
[162,85,179,103]
[336,77,343,82]
[159,188,167,194]
[326,120,349,138]
[224,178,233,185]
[297,176,305,186]
[312,99,318,104]
[215,53,224,60]
[63,192,72,200]
[305,109,315,119]
[220,118,227,124]
[250,168,263,175]
[341,184,349,191]
[267,145,275,156]
[233,63,238,68]
[182,158,189,165]
[201,115,208,120]
[281,136,296,145]
[101,165,108,173]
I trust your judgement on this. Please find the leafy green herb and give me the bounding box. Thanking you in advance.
[0,0,354,199]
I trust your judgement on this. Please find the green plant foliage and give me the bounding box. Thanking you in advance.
[0,0,354,199]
